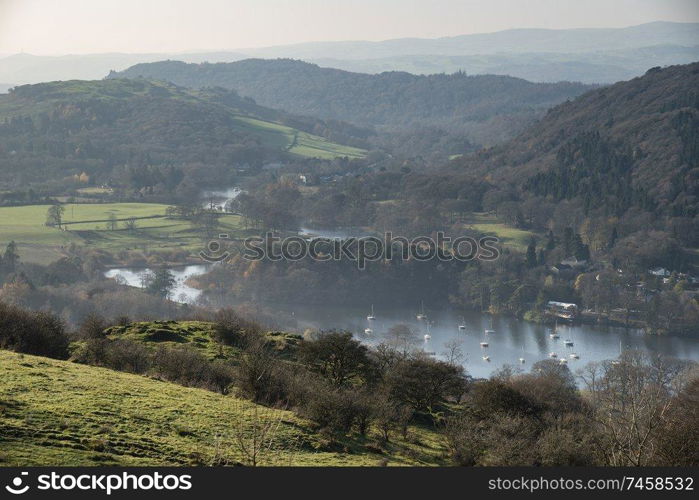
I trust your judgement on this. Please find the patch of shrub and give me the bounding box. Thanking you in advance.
[470,379,540,419]
[207,359,236,394]
[372,395,413,443]
[113,315,131,327]
[152,346,234,394]
[0,302,70,358]
[300,386,360,433]
[73,336,234,394]
[384,355,468,414]
[152,346,212,386]
[77,313,108,339]
[73,338,152,374]
[213,308,262,348]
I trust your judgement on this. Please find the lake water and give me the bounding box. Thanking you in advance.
[104,264,210,304]
[201,187,244,210]
[105,265,699,377]
[280,304,699,379]
[298,226,372,240]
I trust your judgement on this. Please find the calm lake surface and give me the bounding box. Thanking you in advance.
[105,264,699,378]
[280,304,699,379]
[299,226,372,240]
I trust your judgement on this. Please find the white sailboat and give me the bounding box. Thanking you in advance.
[364,328,373,335]
[549,320,560,339]
[611,340,623,365]
[367,305,376,321]
[416,301,427,321]
[458,316,466,330]
[564,326,574,346]
[480,326,490,348]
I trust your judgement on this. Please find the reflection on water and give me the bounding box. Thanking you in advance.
[299,226,372,240]
[104,265,210,304]
[280,304,699,379]
[201,187,243,210]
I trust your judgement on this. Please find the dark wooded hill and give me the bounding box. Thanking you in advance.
[452,62,699,218]
[110,58,593,147]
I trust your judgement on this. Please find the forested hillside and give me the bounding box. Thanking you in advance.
[110,59,593,146]
[0,79,367,190]
[453,62,699,219]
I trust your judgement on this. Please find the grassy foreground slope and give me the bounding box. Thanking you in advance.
[0,350,447,466]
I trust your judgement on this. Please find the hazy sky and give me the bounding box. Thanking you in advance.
[1,0,698,55]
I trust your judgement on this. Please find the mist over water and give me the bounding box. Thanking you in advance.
[280,304,699,379]
[104,265,211,304]
[104,257,699,379]
[200,187,243,210]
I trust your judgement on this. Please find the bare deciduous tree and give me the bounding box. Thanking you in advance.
[579,351,692,466]
[442,339,464,366]
[123,217,137,231]
[384,323,418,355]
[231,404,286,467]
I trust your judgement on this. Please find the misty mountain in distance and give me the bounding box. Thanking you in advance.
[254,21,699,83]
[0,51,246,88]
[243,21,699,59]
[110,58,592,147]
[308,44,699,84]
[1,22,697,88]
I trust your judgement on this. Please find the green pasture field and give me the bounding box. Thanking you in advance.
[462,212,539,252]
[0,350,448,466]
[0,203,245,264]
[233,116,366,159]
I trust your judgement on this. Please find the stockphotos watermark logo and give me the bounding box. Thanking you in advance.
[200,231,500,269]
[5,472,29,495]
[3,471,192,496]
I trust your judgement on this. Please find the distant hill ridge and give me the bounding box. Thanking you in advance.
[2,22,697,85]
[240,21,699,59]
[110,58,593,146]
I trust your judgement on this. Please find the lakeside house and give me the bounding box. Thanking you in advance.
[546,301,579,319]
[649,267,671,277]
[560,257,588,268]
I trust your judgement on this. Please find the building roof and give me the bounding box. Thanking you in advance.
[547,301,578,309]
